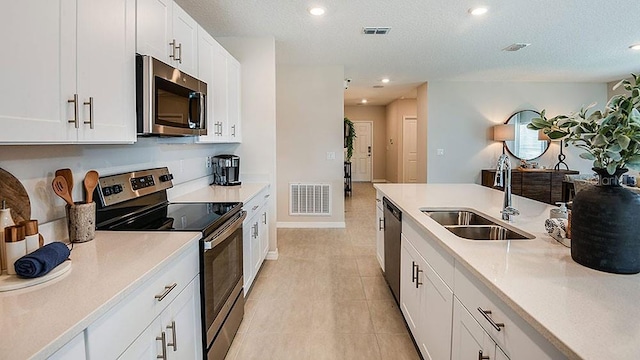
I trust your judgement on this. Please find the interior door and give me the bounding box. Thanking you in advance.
[352,121,372,182]
[403,117,418,183]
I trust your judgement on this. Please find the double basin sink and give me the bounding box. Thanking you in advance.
[421,209,534,241]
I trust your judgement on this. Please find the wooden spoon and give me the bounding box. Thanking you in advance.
[55,169,74,199]
[84,170,99,203]
[52,176,74,206]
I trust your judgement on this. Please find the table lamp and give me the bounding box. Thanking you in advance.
[493,124,515,154]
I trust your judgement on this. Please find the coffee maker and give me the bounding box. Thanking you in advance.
[212,155,241,186]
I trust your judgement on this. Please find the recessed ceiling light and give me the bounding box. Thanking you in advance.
[309,7,325,16]
[630,44,640,50]
[381,78,390,83]
[469,7,488,16]
[361,99,368,104]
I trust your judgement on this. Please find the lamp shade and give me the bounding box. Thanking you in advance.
[493,124,515,141]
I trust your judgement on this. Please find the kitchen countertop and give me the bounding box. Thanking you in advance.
[172,183,269,203]
[0,231,201,360]
[375,183,640,360]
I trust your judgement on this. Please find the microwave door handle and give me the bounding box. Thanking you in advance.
[198,92,206,131]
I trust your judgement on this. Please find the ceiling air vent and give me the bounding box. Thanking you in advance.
[502,43,531,52]
[373,85,384,88]
[362,27,391,35]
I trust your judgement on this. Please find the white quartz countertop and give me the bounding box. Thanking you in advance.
[0,231,201,360]
[172,183,269,204]
[375,183,640,360]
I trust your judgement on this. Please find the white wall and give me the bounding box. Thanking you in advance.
[276,65,345,227]
[427,82,608,183]
[218,37,278,252]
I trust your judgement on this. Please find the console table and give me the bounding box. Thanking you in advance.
[481,169,579,204]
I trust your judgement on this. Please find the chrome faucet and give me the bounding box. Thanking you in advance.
[494,154,520,221]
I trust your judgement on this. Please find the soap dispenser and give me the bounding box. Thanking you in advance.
[550,202,569,220]
[0,200,16,274]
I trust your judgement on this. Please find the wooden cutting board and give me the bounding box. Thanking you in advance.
[0,168,31,223]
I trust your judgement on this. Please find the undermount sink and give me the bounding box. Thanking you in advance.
[421,209,534,241]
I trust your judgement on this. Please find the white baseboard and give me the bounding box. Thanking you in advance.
[372,179,387,183]
[266,249,279,260]
[277,221,346,229]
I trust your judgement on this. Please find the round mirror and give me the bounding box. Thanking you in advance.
[504,110,549,161]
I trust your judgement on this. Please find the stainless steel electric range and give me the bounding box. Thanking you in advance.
[94,167,246,360]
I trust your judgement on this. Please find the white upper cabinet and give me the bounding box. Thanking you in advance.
[171,4,198,76]
[136,0,173,64]
[136,0,198,76]
[76,0,136,143]
[197,27,241,143]
[0,0,135,144]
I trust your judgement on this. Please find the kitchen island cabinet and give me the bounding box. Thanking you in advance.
[0,231,200,359]
[375,183,640,360]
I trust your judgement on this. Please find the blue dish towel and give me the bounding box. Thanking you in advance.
[14,242,70,278]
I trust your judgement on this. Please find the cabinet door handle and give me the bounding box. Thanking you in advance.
[415,266,423,288]
[68,94,79,128]
[477,307,505,331]
[83,97,94,129]
[478,350,490,360]
[154,283,177,301]
[156,331,167,359]
[378,218,384,231]
[411,261,416,283]
[263,212,267,224]
[231,124,236,136]
[176,43,182,63]
[169,39,177,60]
[252,205,259,211]
[166,320,177,351]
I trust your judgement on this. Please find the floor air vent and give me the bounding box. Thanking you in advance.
[290,183,331,215]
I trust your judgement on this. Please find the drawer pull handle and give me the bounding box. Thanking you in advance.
[264,194,270,199]
[478,350,490,360]
[415,267,423,288]
[477,307,505,331]
[166,320,177,351]
[252,205,259,211]
[155,283,177,301]
[411,261,416,283]
[156,331,167,359]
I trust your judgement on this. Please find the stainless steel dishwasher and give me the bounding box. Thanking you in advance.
[383,197,401,305]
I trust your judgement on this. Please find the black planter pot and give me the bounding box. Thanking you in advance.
[571,168,640,274]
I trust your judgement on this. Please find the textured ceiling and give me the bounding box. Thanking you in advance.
[176,0,640,106]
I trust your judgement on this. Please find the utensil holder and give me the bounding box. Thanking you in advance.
[67,202,96,243]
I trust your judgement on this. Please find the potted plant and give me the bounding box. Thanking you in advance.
[527,74,640,274]
[344,117,356,162]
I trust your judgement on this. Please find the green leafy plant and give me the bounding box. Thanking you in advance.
[527,74,640,174]
[344,117,357,161]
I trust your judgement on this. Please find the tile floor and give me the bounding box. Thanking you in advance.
[224,182,420,360]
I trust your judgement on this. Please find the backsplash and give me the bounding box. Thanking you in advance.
[0,137,238,226]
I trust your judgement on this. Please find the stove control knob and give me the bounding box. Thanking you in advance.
[160,174,174,182]
[112,185,123,194]
[102,187,113,196]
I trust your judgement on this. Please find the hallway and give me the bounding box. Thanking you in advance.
[224,182,420,359]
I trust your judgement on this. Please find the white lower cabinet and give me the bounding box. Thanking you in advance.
[47,332,86,360]
[119,275,202,360]
[452,298,507,360]
[375,192,384,271]
[400,234,453,360]
[242,186,271,295]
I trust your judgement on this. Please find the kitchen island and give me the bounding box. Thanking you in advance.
[375,183,640,360]
[0,231,201,359]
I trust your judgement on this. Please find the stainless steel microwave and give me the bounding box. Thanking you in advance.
[136,54,207,136]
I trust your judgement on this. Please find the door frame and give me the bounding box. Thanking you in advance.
[402,116,417,183]
[352,120,373,182]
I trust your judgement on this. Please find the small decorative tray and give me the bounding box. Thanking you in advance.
[0,260,72,292]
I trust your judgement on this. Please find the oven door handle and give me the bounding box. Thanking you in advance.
[203,211,247,251]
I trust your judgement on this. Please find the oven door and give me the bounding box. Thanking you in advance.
[201,211,246,353]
